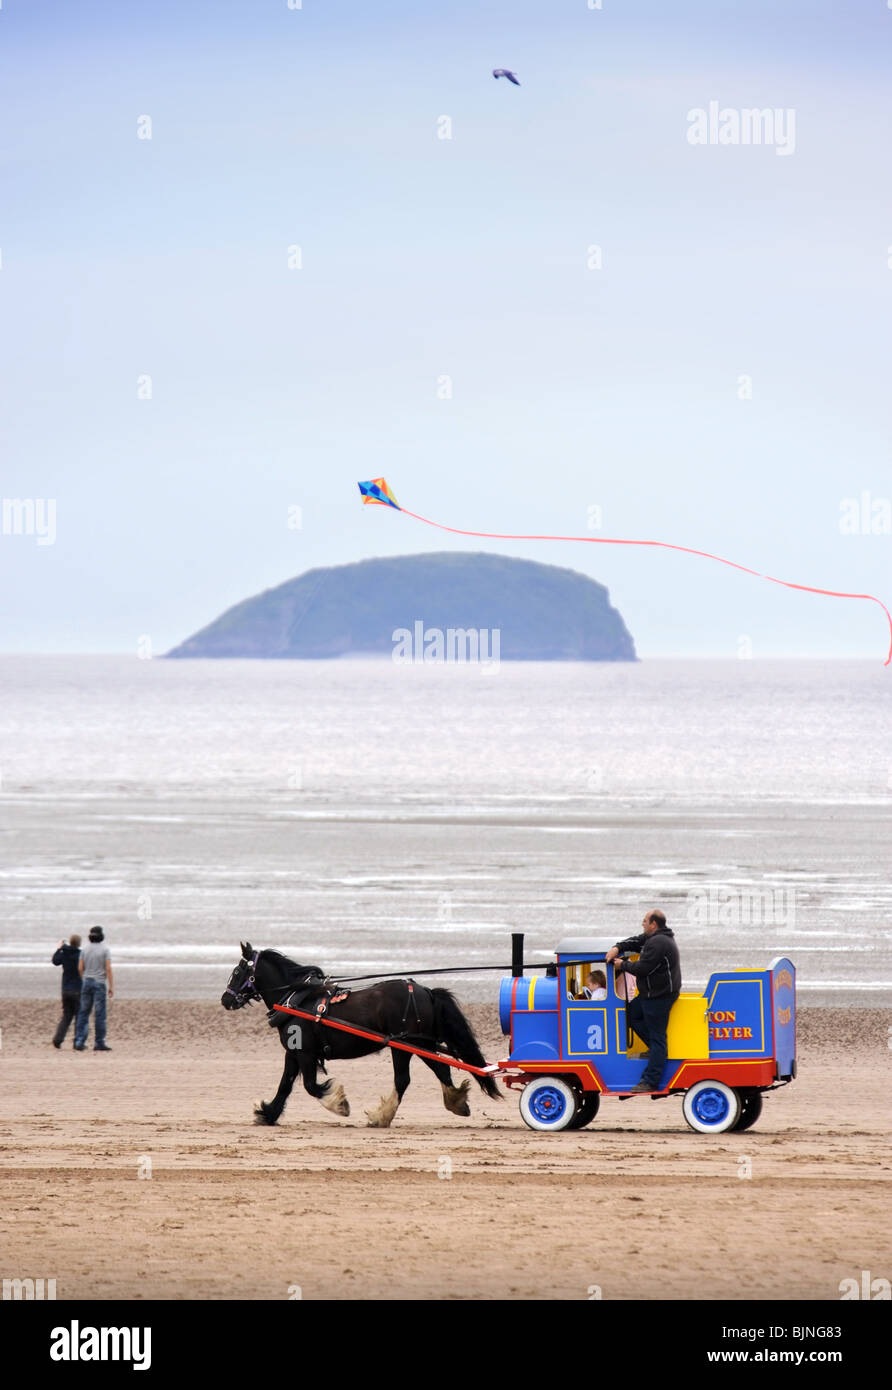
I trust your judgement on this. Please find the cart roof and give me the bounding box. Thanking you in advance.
[554,936,617,958]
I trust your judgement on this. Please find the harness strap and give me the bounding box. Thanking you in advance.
[399,979,422,1031]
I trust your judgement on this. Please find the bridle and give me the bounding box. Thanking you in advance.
[224,950,297,1010]
[224,952,263,1008]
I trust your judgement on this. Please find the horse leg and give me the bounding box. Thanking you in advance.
[366,1048,411,1128]
[421,1056,471,1117]
[299,1049,350,1118]
[254,1049,300,1126]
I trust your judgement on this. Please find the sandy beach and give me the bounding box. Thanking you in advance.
[1,999,889,1301]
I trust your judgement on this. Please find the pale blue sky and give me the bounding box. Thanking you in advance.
[1,0,890,658]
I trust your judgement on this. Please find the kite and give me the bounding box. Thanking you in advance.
[493,68,520,85]
[358,477,400,508]
[356,478,892,664]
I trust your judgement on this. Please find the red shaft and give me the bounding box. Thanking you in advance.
[273,1002,497,1076]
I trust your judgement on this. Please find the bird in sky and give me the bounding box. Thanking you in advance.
[493,68,520,85]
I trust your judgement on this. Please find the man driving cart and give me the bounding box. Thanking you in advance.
[606,909,681,1094]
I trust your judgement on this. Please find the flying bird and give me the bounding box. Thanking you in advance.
[493,68,520,85]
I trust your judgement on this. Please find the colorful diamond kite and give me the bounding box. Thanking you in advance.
[358,478,400,509]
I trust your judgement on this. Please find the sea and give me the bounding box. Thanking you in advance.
[1,656,890,1005]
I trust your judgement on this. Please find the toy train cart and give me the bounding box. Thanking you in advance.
[498,935,796,1134]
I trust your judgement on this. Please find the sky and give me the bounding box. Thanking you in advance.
[0,0,890,659]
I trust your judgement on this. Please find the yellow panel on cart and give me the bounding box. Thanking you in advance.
[665,993,709,1059]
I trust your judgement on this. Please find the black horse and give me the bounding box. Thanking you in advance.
[221,943,500,1128]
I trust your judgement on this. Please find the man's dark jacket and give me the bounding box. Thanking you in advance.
[52,944,82,994]
[614,925,681,999]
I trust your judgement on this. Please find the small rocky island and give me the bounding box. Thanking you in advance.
[167,552,637,661]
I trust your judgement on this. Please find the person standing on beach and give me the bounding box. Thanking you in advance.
[51,934,82,1048]
[606,909,680,1093]
[74,926,114,1052]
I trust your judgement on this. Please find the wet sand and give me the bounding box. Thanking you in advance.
[1,1000,889,1301]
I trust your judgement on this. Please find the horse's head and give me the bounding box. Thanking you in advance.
[221,942,262,1010]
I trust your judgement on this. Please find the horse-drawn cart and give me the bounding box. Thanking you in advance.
[274,933,796,1135]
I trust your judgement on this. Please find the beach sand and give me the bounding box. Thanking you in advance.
[1,1000,889,1301]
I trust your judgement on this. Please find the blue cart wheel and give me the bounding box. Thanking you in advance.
[682,1079,741,1134]
[519,1076,577,1132]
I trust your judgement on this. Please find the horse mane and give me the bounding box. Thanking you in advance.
[261,949,322,982]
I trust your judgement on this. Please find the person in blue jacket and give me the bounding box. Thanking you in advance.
[606,909,681,1093]
[51,934,82,1048]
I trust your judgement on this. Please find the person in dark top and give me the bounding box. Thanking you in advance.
[51,934,82,1048]
[606,909,681,1093]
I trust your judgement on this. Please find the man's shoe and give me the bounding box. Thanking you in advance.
[73,1044,85,1051]
[52,1040,61,1049]
[94,1044,112,1052]
[627,1080,656,1093]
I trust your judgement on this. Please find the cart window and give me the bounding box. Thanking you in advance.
[568,964,607,1000]
[566,967,583,999]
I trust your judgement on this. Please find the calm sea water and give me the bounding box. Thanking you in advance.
[1,656,890,1003]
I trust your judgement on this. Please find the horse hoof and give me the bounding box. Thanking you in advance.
[443,1080,472,1117]
[320,1082,350,1118]
[253,1102,276,1126]
[365,1090,398,1127]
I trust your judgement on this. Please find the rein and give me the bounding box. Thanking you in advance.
[336,961,555,982]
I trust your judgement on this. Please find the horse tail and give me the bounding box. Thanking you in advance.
[430,988,501,1099]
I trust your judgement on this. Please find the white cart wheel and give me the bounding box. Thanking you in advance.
[519,1076,578,1132]
[682,1079,741,1134]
